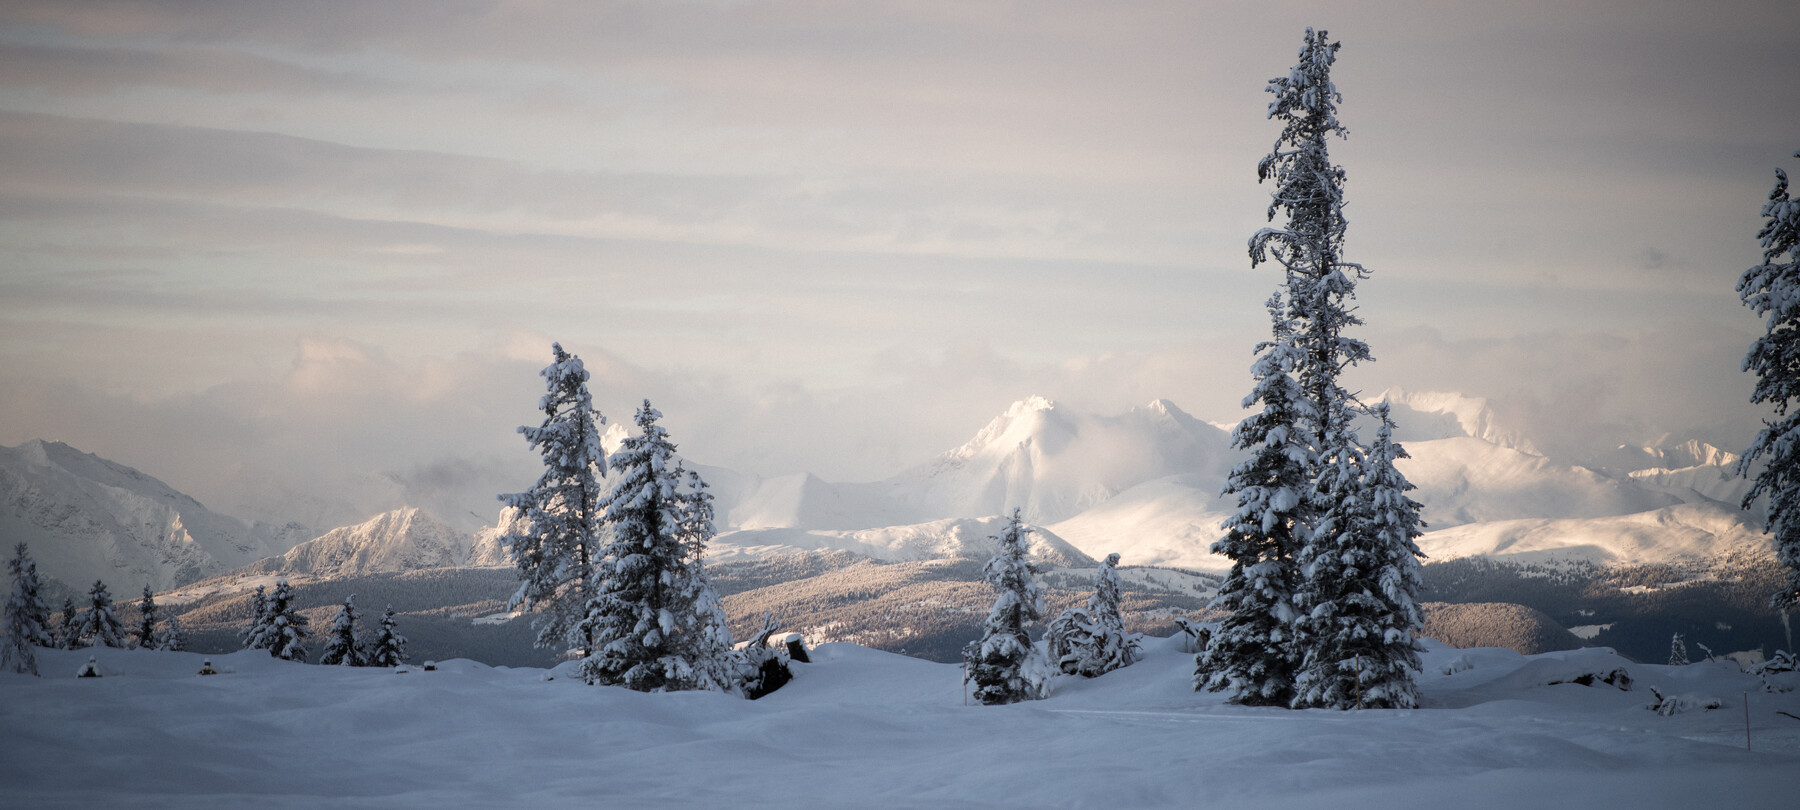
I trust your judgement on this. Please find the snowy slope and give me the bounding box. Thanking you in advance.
[1399,437,1681,529]
[2,639,1793,809]
[711,515,1096,568]
[241,507,473,578]
[0,440,301,591]
[1418,503,1774,567]
[1046,473,1235,571]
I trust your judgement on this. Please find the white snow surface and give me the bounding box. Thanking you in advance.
[2,638,1793,808]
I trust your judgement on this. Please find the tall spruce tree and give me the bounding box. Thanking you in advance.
[133,585,159,650]
[3,543,53,675]
[263,581,309,662]
[1738,150,1800,611]
[319,595,363,667]
[364,605,407,667]
[578,401,732,692]
[1669,632,1690,666]
[500,342,608,656]
[73,580,126,649]
[1291,404,1426,709]
[1198,298,1316,705]
[963,509,1049,705]
[240,585,271,650]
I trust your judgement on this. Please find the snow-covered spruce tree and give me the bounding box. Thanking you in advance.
[262,581,309,662]
[1047,553,1138,678]
[239,585,270,650]
[133,585,159,650]
[1669,632,1690,666]
[578,401,732,692]
[3,543,54,675]
[1738,151,1800,611]
[364,605,407,667]
[157,614,188,652]
[55,596,78,650]
[73,580,126,649]
[1197,298,1317,706]
[1291,404,1426,709]
[500,342,608,656]
[318,594,363,667]
[1249,27,1371,442]
[963,509,1050,705]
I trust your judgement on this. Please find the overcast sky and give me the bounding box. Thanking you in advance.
[1,1,1796,526]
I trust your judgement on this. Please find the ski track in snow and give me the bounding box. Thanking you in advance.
[2,636,1795,809]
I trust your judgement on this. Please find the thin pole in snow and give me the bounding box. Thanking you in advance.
[1745,692,1751,752]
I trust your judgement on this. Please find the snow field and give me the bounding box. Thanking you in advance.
[2,636,1795,809]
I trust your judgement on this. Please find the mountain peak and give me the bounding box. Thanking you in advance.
[1377,387,1539,455]
[247,506,468,579]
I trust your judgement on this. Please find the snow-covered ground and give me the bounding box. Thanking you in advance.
[3,637,1794,809]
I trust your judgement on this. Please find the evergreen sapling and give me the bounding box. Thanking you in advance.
[73,580,126,649]
[55,596,78,650]
[579,401,733,692]
[240,585,271,650]
[1048,553,1138,678]
[133,585,159,650]
[963,509,1050,705]
[263,581,309,662]
[1291,404,1426,709]
[364,605,407,667]
[319,594,364,666]
[3,543,53,675]
[157,614,188,652]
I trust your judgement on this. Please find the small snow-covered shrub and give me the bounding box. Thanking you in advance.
[1751,650,1797,693]
[1441,655,1474,676]
[727,613,793,700]
[1647,687,1723,716]
[1546,667,1632,691]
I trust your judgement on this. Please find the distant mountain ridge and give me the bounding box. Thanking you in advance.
[0,439,309,591]
[8,388,1774,593]
[242,507,480,579]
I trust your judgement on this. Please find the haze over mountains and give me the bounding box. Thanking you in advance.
[0,388,1771,594]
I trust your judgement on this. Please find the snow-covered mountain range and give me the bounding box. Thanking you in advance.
[0,440,311,591]
[3,388,1772,591]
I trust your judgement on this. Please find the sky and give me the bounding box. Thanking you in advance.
[1,0,1797,529]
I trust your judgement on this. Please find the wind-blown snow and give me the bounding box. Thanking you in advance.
[2,637,1792,808]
